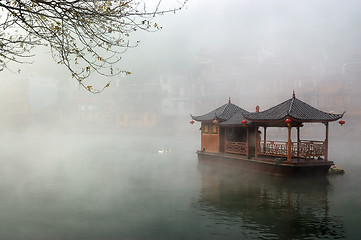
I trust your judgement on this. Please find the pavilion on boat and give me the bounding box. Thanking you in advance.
[191,92,345,164]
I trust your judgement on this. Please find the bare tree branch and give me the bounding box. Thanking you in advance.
[0,0,187,93]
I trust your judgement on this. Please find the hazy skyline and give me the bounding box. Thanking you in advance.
[1,0,360,86]
[1,0,360,120]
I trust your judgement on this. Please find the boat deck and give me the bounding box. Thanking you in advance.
[198,150,333,166]
[197,150,334,176]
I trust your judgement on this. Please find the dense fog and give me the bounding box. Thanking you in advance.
[0,0,359,173]
[0,1,360,239]
[1,0,360,128]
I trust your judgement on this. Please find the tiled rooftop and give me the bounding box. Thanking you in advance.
[245,97,343,122]
[191,102,249,122]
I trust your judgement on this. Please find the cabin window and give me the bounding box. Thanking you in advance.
[226,127,247,142]
[202,124,209,134]
[211,125,218,134]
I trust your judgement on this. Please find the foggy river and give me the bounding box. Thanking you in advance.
[1,0,360,238]
[0,126,360,240]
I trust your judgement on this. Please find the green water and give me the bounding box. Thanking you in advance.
[0,128,360,239]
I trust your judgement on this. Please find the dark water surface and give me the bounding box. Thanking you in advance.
[0,127,360,239]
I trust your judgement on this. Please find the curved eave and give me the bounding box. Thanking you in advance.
[245,113,344,126]
[219,122,254,127]
[245,119,302,127]
[289,112,345,123]
[190,114,226,122]
[190,114,224,122]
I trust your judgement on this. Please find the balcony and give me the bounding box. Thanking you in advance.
[225,140,326,160]
[258,140,326,159]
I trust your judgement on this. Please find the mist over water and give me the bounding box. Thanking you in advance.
[1,0,361,239]
[0,125,360,239]
[0,127,198,239]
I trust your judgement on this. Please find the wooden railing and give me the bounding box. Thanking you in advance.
[225,141,247,155]
[258,140,288,157]
[258,140,326,159]
[293,140,326,158]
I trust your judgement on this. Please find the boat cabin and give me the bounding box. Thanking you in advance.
[191,93,344,164]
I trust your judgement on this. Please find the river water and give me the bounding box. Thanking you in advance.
[0,126,360,239]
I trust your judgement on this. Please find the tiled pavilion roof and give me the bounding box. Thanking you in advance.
[191,100,249,122]
[245,95,344,123]
[219,112,251,126]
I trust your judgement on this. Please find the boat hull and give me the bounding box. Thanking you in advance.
[197,151,333,177]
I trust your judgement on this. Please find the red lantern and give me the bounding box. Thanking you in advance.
[190,120,194,124]
[285,118,292,127]
[339,119,345,126]
[241,120,247,126]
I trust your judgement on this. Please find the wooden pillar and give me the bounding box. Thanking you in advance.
[263,126,267,152]
[246,127,249,158]
[297,127,300,142]
[255,127,258,157]
[325,122,329,161]
[297,126,300,157]
[287,126,292,162]
[224,128,228,153]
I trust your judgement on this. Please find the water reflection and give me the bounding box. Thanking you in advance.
[0,131,201,240]
[0,130,355,239]
[196,160,345,239]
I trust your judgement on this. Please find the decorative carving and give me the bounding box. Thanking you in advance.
[225,141,247,155]
[258,140,326,159]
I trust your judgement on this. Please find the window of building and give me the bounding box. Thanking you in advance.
[211,124,218,134]
[202,124,209,134]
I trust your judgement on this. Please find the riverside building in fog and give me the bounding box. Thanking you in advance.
[2,48,360,133]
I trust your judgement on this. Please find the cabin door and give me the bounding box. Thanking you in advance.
[219,127,225,153]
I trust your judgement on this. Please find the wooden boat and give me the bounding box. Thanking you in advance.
[191,92,345,177]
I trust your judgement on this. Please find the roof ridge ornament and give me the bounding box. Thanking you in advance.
[229,97,231,103]
[288,91,296,114]
[289,98,295,115]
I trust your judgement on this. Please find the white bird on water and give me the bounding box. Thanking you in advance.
[158,149,171,154]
